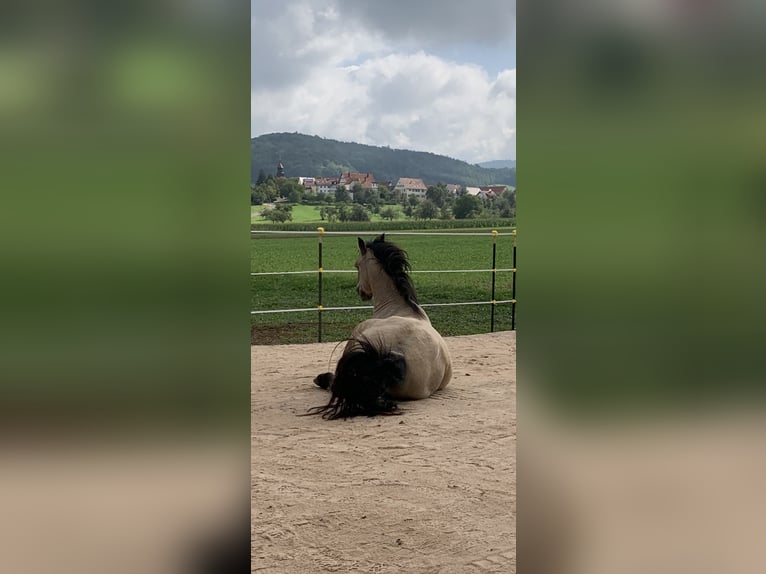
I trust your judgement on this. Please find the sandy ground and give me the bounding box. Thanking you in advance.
[251,331,516,573]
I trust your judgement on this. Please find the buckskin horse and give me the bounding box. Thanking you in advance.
[308,234,452,420]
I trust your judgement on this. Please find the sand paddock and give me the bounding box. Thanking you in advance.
[251,331,516,573]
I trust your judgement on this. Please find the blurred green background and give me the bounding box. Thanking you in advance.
[517,6,766,573]
[519,1,766,419]
[0,1,250,432]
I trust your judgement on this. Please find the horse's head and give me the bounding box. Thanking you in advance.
[355,235,381,301]
[355,234,424,317]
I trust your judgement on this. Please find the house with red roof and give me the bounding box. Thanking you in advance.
[394,177,428,199]
[339,172,377,191]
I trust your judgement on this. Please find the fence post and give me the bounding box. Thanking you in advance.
[317,227,324,342]
[511,228,517,331]
[490,230,498,332]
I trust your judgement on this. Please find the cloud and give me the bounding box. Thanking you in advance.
[333,0,516,47]
[251,0,516,162]
[251,0,387,89]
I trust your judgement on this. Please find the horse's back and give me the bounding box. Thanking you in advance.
[353,316,452,400]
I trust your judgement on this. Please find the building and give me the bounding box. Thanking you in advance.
[297,177,316,192]
[315,177,340,194]
[479,185,508,197]
[466,186,504,201]
[339,172,377,192]
[394,177,428,199]
[465,186,491,200]
[276,162,285,178]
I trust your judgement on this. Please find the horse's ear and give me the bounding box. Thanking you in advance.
[357,237,366,255]
[376,233,386,243]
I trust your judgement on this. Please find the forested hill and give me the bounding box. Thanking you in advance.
[251,133,516,187]
[477,159,516,169]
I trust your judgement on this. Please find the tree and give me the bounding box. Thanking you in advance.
[453,194,482,219]
[260,207,291,223]
[348,204,370,222]
[494,197,514,218]
[415,199,438,220]
[335,186,351,203]
[426,185,448,208]
[352,183,369,204]
[321,192,334,203]
[324,206,339,222]
[277,178,303,200]
[505,188,516,210]
[377,183,391,201]
[253,181,278,202]
[287,188,303,203]
[256,169,267,185]
[380,206,398,221]
[251,188,266,205]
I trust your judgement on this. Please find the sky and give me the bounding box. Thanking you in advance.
[251,0,516,164]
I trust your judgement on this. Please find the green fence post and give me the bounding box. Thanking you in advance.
[511,228,516,331]
[317,227,324,342]
[490,230,498,332]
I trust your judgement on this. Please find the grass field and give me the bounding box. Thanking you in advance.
[251,229,516,344]
[251,203,404,224]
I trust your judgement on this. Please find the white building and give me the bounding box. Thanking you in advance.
[394,177,428,199]
[315,177,340,194]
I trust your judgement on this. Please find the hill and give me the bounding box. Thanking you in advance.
[477,159,516,169]
[252,133,516,187]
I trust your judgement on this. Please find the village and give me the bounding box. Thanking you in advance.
[299,170,510,203]
[252,162,516,222]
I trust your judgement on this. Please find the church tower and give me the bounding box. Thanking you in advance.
[276,161,285,178]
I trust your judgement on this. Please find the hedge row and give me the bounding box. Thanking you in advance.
[250,218,516,232]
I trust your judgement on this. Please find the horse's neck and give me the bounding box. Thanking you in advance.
[372,297,419,319]
[371,273,428,321]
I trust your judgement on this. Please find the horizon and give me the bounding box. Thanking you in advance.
[251,132,516,165]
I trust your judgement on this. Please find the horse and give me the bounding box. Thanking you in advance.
[308,234,452,420]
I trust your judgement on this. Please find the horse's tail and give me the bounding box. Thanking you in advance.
[306,336,406,420]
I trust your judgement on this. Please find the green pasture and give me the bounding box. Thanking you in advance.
[251,203,403,224]
[251,230,516,344]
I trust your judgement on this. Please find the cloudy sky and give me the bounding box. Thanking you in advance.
[251,0,516,164]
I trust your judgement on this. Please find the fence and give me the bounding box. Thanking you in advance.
[251,229,517,342]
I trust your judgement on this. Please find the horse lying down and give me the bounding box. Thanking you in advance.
[308,234,452,420]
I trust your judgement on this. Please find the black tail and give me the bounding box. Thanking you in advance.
[306,337,406,420]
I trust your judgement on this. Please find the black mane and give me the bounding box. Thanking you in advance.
[366,234,424,317]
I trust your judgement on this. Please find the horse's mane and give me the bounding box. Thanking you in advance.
[366,234,425,318]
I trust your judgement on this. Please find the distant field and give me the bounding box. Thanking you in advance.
[251,229,516,344]
[251,203,404,224]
